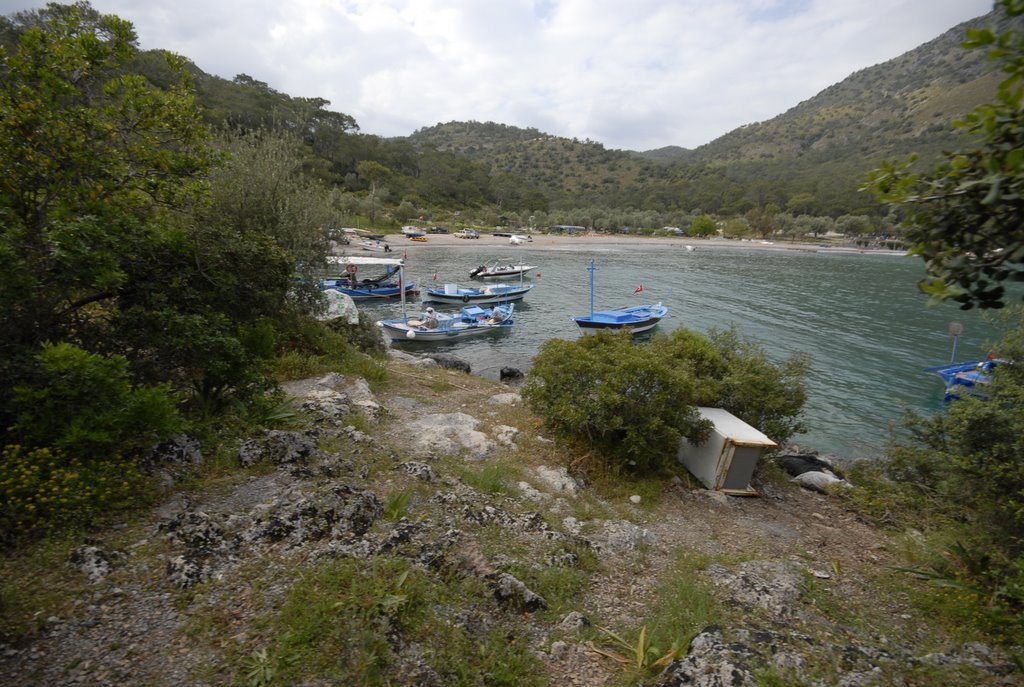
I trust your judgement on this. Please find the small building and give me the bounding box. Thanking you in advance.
[677,407,777,495]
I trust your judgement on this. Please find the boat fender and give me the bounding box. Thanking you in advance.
[462,294,470,303]
[406,329,416,339]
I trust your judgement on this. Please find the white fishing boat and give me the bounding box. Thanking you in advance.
[378,303,515,342]
[423,281,534,306]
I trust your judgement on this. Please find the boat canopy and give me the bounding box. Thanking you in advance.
[325,255,408,313]
[327,256,405,268]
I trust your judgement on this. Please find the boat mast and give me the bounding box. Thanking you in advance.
[588,259,596,318]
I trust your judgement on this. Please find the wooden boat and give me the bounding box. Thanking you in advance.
[469,258,536,279]
[926,357,999,402]
[573,303,667,335]
[321,256,417,301]
[378,303,515,342]
[571,260,668,335]
[423,281,534,306]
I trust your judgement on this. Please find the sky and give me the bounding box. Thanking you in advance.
[0,0,997,151]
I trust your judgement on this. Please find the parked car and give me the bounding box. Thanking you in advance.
[429,226,449,234]
[455,229,480,239]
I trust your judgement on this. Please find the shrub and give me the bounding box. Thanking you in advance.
[11,342,181,463]
[0,444,151,545]
[523,328,808,474]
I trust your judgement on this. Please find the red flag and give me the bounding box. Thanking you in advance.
[633,284,644,295]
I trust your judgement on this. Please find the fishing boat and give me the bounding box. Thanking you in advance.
[926,357,999,402]
[571,260,668,335]
[469,258,536,279]
[321,256,417,301]
[401,226,426,238]
[378,303,515,342]
[423,281,534,306]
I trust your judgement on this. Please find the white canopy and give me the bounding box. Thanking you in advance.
[326,256,405,267]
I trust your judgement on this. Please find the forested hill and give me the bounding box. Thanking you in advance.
[403,10,1013,216]
[124,8,1014,218]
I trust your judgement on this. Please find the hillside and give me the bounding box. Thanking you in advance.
[403,10,1014,217]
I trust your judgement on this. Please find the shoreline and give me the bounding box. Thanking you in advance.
[371,231,909,256]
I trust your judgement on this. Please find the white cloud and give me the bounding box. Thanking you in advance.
[0,0,996,150]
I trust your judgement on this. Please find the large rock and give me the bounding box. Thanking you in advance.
[654,626,758,687]
[403,413,494,459]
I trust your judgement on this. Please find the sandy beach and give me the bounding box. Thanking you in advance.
[375,231,907,256]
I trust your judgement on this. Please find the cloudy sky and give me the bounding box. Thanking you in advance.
[1,0,996,150]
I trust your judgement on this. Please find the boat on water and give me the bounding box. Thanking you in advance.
[321,256,417,301]
[926,357,1000,402]
[357,238,392,253]
[571,260,668,335]
[469,258,536,279]
[378,303,515,342]
[423,281,534,306]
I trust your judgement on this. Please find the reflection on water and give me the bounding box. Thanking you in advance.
[361,243,1006,458]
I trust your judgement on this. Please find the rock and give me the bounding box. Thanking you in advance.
[499,367,524,381]
[704,560,803,620]
[158,511,228,557]
[557,611,591,632]
[792,470,851,493]
[589,520,657,554]
[488,571,547,612]
[533,465,579,495]
[399,461,435,481]
[492,424,519,447]
[67,545,117,584]
[404,413,494,459]
[488,392,522,405]
[654,626,758,687]
[629,494,642,504]
[423,353,471,373]
[143,435,203,472]
[238,430,319,467]
[775,448,846,479]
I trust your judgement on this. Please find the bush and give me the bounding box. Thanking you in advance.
[0,445,151,546]
[11,343,181,462]
[523,328,808,473]
[841,307,1024,631]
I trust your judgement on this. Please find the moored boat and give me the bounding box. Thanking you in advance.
[469,258,536,279]
[378,303,515,342]
[321,256,417,301]
[423,281,534,306]
[571,259,668,335]
[926,356,1000,402]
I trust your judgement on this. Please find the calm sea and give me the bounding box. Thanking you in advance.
[360,242,1006,459]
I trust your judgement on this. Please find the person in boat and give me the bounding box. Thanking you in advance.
[423,307,438,329]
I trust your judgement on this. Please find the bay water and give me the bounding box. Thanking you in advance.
[361,242,1005,459]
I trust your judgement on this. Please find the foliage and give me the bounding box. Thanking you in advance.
[523,328,807,474]
[11,342,181,462]
[842,306,1024,632]
[246,555,546,686]
[687,214,718,237]
[866,0,1024,310]
[0,444,151,546]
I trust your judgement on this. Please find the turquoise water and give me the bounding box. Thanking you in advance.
[362,242,1006,458]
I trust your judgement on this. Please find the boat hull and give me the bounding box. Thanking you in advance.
[379,304,515,343]
[572,303,668,336]
[423,283,533,306]
[320,279,418,300]
[380,320,513,342]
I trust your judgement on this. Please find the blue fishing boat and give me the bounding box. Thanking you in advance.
[321,256,417,301]
[571,260,668,335]
[378,303,515,342]
[926,357,998,402]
